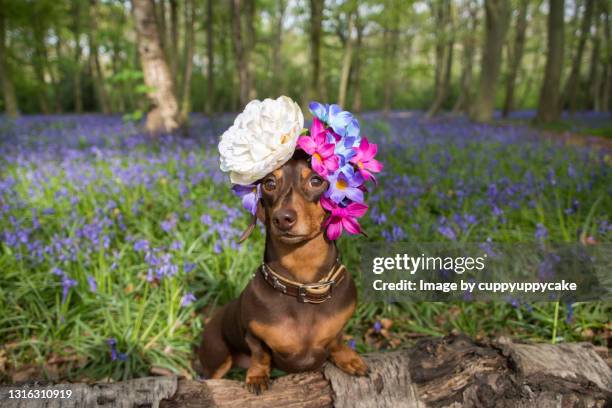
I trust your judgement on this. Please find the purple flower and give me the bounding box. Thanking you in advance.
[170,240,183,250]
[348,339,356,350]
[232,184,261,215]
[134,239,149,252]
[535,223,548,241]
[87,275,97,293]
[438,225,456,241]
[61,276,77,303]
[161,214,178,232]
[325,170,364,204]
[107,338,128,361]
[373,320,382,333]
[200,214,212,225]
[181,292,196,307]
[565,302,574,323]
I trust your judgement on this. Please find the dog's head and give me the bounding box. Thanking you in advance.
[241,150,329,244]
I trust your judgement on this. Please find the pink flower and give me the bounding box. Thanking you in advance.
[297,117,339,177]
[350,137,383,182]
[320,197,368,240]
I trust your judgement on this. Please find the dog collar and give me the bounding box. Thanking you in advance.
[259,261,346,304]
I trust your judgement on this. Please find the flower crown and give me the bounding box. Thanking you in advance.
[218,96,382,240]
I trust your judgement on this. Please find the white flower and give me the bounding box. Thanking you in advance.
[218,96,304,185]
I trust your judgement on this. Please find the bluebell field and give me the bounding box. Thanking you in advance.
[0,112,610,382]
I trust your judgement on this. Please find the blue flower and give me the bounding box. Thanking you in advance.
[309,101,361,139]
[181,292,196,307]
[133,239,149,252]
[87,275,97,293]
[232,184,261,215]
[325,170,364,204]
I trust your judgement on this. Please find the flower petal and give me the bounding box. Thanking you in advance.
[342,217,361,235]
[297,136,316,154]
[346,202,368,217]
[326,221,342,240]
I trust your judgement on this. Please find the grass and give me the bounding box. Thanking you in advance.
[0,112,610,382]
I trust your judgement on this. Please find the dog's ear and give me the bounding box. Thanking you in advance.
[238,200,266,243]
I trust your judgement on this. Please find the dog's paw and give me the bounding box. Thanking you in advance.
[246,374,270,395]
[331,348,369,376]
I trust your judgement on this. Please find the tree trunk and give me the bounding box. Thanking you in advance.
[71,1,83,113]
[0,1,18,118]
[169,0,179,80]
[470,0,511,123]
[351,10,364,113]
[155,0,167,53]
[244,0,256,100]
[452,0,479,114]
[427,0,455,118]
[563,0,594,114]
[89,0,111,114]
[587,4,601,111]
[382,0,400,116]
[180,0,194,121]
[31,20,51,114]
[338,12,355,109]
[535,0,565,123]
[205,0,214,115]
[272,0,286,95]
[3,336,610,408]
[230,0,249,108]
[501,0,529,118]
[132,0,182,134]
[601,2,611,112]
[309,0,324,103]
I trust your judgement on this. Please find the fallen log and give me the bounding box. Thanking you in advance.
[1,335,610,407]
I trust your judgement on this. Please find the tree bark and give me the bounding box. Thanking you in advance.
[89,0,111,114]
[501,0,529,118]
[309,0,324,103]
[272,0,286,95]
[0,1,18,118]
[2,336,610,408]
[132,0,182,134]
[535,0,565,123]
[244,0,256,100]
[427,0,455,118]
[180,0,195,121]
[601,2,611,112]
[469,0,511,123]
[31,19,51,114]
[169,0,179,80]
[452,0,479,114]
[230,0,249,108]
[71,1,83,113]
[351,10,364,113]
[562,0,594,114]
[205,0,214,115]
[338,12,355,109]
[382,0,400,116]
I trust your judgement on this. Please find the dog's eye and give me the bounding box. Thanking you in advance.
[310,175,324,188]
[263,178,276,191]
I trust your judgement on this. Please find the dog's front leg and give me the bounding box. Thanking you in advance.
[329,334,369,376]
[244,331,271,394]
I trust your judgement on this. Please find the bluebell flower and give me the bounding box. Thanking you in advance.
[181,292,196,307]
[87,275,97,293]
[232,184,261,215]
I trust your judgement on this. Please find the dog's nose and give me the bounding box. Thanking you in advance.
[273,209,297,231]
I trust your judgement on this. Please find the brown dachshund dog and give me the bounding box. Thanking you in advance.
[198,150,368,394]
